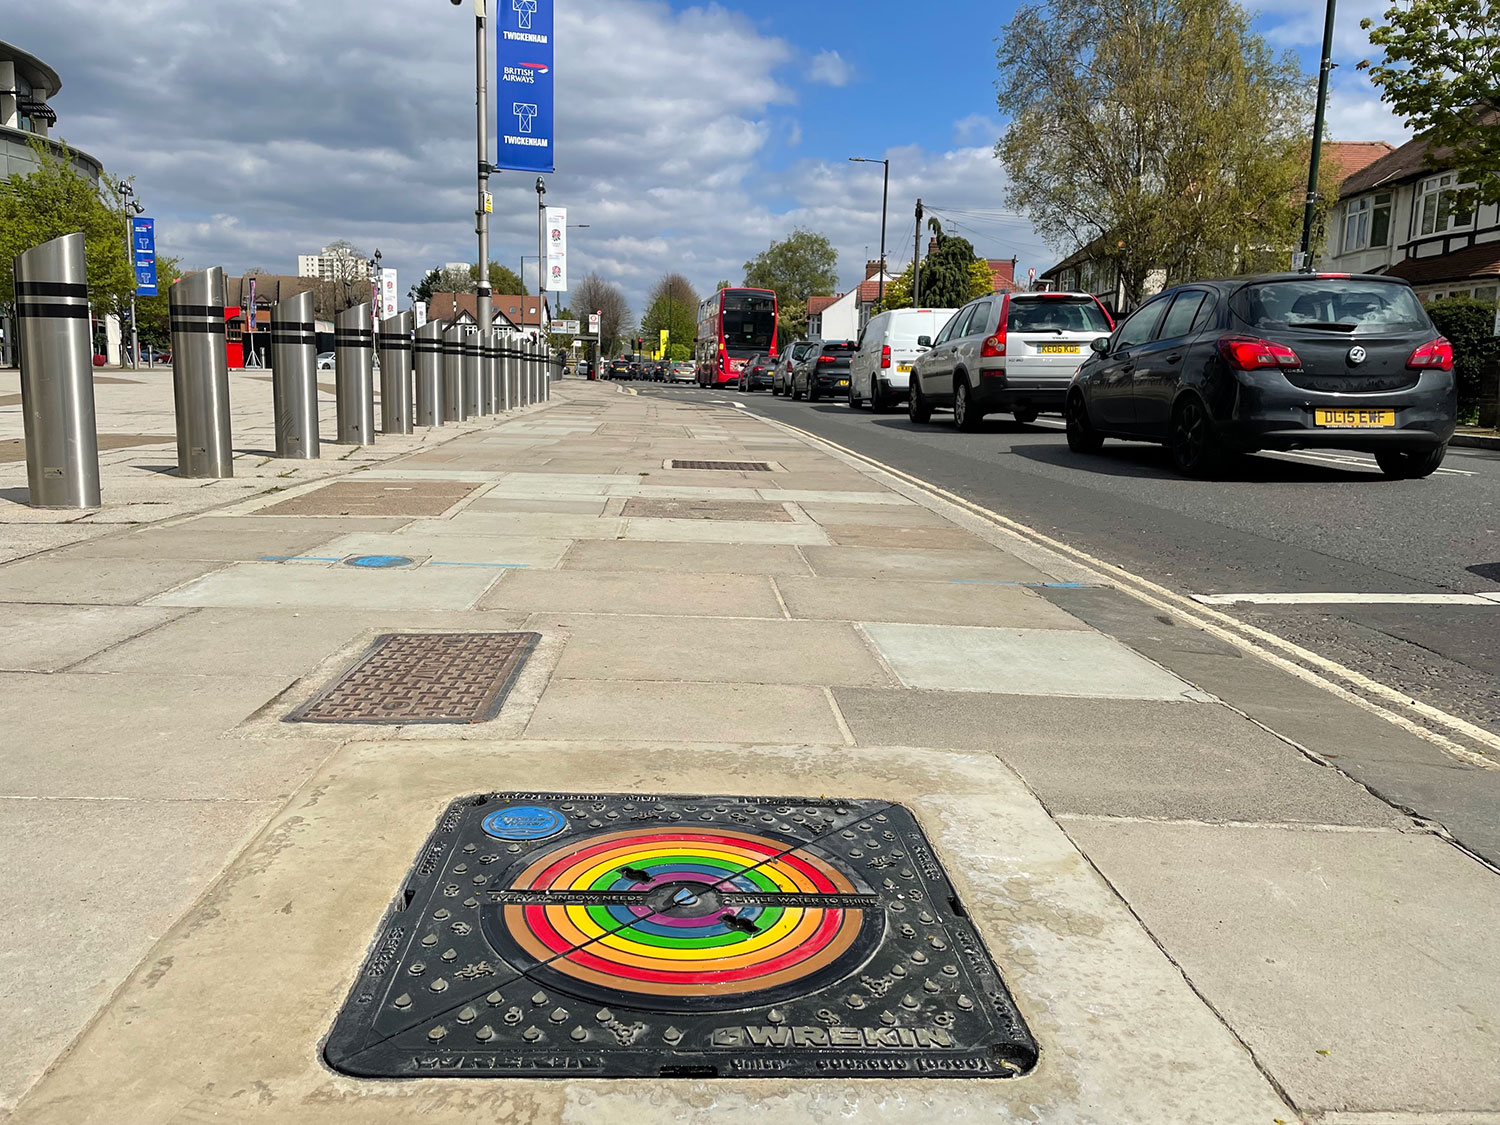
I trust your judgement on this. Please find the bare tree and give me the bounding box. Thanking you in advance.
[571,271,632,355]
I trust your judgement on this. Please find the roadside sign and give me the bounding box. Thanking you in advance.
[496,0,555,173]
[132,217,158,297]
[589,312,600,334]
[552,319,580,334]
[545,206,567,291]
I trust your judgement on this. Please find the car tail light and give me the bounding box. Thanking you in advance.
[1407,337,1453,371]
[1218,335,1301,370]
[818,355,837,364]
[881,345,891,370]
[980,332,1007,358]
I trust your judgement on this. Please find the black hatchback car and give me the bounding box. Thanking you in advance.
[1065,274,1456,478]
[793,341,855,402]
[737,353,774,392]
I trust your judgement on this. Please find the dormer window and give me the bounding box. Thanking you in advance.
[1342,192,1392,252]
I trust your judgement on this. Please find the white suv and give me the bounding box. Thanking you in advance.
[849,308,957,411]
[909,292,1115,430]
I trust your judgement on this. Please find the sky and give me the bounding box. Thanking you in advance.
[8,0,1411,321]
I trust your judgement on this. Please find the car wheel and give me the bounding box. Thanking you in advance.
[1168,397,1223,477]
[808,384,820,402]
[908,377,932,424]
[954,378,983,432]
[870,380,887,412]
[1013,407,1038,425]
[792,380,804,401]
[849,382,864,409]
[1375,444,1448,479]
[1065,392,1104,453]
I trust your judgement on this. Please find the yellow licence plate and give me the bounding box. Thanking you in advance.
[896,364,913,373]
[1037,344,1082,355]
[1315,409,1395,428]
[837,379,850,386]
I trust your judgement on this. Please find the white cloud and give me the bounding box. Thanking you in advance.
[953,114,999,147]
[808,50,855,88]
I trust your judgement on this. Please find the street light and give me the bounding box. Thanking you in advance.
[457,0,493,331]
[849,156,890,308]
[1299,0,1338,270]
[368,248,383,317]
[536,177,547,328]
[115,180,145,370]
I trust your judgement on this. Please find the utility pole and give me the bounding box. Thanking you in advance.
[475,0,493,332]
[914,198,924,307]
[849,157,890,307]
[1300,0,1337,271]
[536,177,547,343]
[116,181,143,369]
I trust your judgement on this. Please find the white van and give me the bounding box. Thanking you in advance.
[849,307,958,410]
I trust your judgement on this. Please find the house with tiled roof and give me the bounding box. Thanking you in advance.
[428,292,542,332]
[1317,123,1500,322]
[805,260,895,341]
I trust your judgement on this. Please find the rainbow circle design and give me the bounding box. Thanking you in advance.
[487,827,875,1008]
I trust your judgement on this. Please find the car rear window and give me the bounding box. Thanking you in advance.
[1234,279,1429,333]
[1008,297,1112,334]
[822,342,856,354]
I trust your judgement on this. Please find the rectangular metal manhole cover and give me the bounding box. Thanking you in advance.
[324,793,1037,1079]
[257,480,481,517]
[665,460,776,472]
[621,498,794,522]
[288,633,539,725]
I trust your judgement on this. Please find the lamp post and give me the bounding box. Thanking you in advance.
[849,156,890,308]
[369,248,383,316]
[535,177,547,332]
[115,180,144,369]
[462,0,493,332]
[1299,0,1338,271]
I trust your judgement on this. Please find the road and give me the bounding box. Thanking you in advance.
[635,381,1500,740]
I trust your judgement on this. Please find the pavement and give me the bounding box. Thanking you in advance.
[2,372,1499,1123]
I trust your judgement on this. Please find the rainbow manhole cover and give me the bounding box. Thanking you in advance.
[324,793,1037,1079]
[287,633,538,725]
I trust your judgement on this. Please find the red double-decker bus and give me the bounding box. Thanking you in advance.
[695,287,777,388]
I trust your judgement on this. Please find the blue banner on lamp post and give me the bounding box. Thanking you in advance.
[132,217,158,297]
[496,0,554,173]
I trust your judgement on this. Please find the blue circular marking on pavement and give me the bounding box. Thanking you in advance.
[482,805,568,842]
[344,555,415,569]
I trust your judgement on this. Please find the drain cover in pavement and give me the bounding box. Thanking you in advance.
[324,793,1037,1079]
[666,460,775,472]
[287,633,538,724]
[621,498,793,522]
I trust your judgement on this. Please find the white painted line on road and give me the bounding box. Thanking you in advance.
[1268,449,1475,477]
[759,415,1500,768]
[1194,592,1498,606]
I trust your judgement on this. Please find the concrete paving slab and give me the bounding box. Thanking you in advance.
[821,523,992,551]
[0,671,339,800]
[144,561,502,611]
[0,795,274,1114]
[1064,821,1500,1115]
[306,531,574,570]
[796,502,957,528]
[8,742,1289,1123]
[777,577,1090,629]
[525,680,846,742]
[0,557,224,606]
[172,515,416,536]
[402,512,624,539]
[72,607,528,680]
[478,569,783,618]
[463,496,608,515]
[620,517,830,545]
[561,539,814,575]
[251,479,483,517]
[49,521,365,562]
[0,523,110,565]
[0,604,188,672]
[757,488,914,505]
[802,545,1052,582]
[863,622,1201,700]
[834,688,1407,826]
[536,613,895,687]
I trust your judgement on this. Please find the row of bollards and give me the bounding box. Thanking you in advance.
[13,232,556,509]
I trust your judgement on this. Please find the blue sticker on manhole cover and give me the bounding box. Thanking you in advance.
[344,555,415,569]
[482,805,567,841]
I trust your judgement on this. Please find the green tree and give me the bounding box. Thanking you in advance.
[640,273,699,356]
[1426,297,1500,421]
[0,139,134,313]
[1360,0,1500,204]
[913,221,997,308]
[473,261,526,295]
[413,262,527,304]
[995,0,1319,306]
[743,229,839,306]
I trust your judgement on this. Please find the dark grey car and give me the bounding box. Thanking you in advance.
[793,341,855,402]
[1065,274,1457,478]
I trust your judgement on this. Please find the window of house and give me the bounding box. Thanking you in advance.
[1416,173,1475,237]
[1342,193,1392,252]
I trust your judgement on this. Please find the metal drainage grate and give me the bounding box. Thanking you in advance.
[621,498,793,522]
[287,633,539,725]
[665,460,775,472]
[324,793,1037,1079]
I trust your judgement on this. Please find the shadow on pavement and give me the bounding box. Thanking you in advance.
[1011,441,1381,484]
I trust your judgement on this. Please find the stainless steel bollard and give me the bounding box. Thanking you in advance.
[379,311,414,435]
[442,324,465,422]
[13,232,100,508]
[499,331,517,412]
[462,328,481,419]
[334,303,376,446]
[483,331,500,416]
[169,266,235,478]
[270,290,319,459]
[414,320,444,427]
[475,330,493,416]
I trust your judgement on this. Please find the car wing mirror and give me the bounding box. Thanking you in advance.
[1090,336,1111,355]
[917,335,932,348]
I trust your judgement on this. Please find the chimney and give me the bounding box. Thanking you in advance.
[865,259,883,279]
[927,237,939,256]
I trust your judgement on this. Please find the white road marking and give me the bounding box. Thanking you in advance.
[1194,592,1499,606]
[759,415,1500,768]
[1266,449,1474,477]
